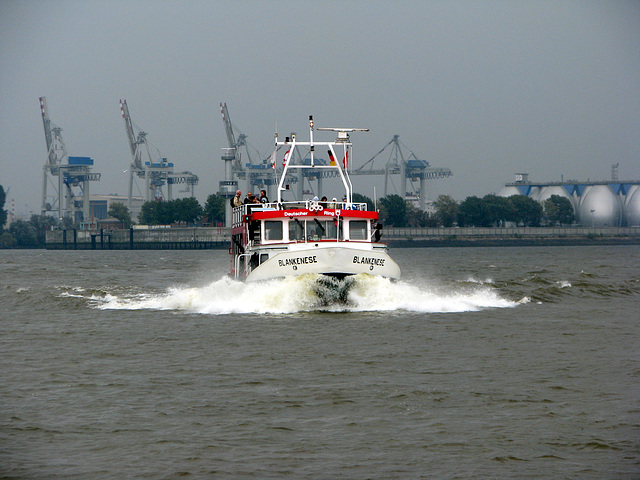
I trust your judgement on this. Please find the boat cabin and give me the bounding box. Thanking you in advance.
[230,200,382,276]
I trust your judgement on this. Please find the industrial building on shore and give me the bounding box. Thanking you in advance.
[499,172,640,227]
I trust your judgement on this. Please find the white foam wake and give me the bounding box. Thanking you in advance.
[88,273,517,315]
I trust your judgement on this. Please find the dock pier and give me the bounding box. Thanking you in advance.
[46,227,230,250]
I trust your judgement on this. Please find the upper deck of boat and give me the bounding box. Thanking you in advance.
[232,200,377,228]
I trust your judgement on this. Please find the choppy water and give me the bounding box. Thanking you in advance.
[1,246,639,479]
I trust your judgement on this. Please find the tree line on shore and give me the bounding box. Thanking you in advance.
[0,184,576,248]
[356,192,574,228]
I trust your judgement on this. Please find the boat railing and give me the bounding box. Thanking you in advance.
[234,252,252,278]
[273,200,368,212]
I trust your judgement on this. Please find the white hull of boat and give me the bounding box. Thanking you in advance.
[245,245,401,282]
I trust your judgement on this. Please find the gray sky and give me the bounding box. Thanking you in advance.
[1,0,639,216]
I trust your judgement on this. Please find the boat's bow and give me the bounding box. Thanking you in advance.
[245,244,400,282]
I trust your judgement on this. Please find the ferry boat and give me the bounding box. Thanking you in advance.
[230,116,401,282]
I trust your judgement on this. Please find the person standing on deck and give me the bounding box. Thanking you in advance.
[231,190,242,208]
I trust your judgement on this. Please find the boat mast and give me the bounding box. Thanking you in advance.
[275,117,368,204]
[309,115,315,167]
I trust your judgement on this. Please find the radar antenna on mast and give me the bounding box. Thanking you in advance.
[317,127,370,143]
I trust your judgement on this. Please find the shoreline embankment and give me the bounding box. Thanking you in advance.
[385,226,640,248]
[41,226,640,250]
[387,237,640,248]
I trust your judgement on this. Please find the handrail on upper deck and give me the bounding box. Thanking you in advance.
[233,201,367,216]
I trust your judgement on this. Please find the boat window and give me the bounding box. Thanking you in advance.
[349,220,367,240]
[289,219,305,241]
[326,219,338,239]
[310,219,337,240]
[264,221,283,241]
[260,253,269,264]
[308,219,327,241]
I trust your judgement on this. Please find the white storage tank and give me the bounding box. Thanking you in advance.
[527,186,543,202]
[538,185,578,210]
[537,186,572,203]
[624,187,640,226]
[624,184,639,199]
[498,186,523,197]
[578,185,622,227]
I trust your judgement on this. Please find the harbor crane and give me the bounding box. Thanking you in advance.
[120,99,199,211]
[219,104,343,199]
[219,102,278,194]
[219,104,348,225]
[220,102,250,180]
[352,134,452,209]
[39,96,101,223]
[217,106,452,222]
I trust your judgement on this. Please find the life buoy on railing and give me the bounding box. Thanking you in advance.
[309,202,323,212]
